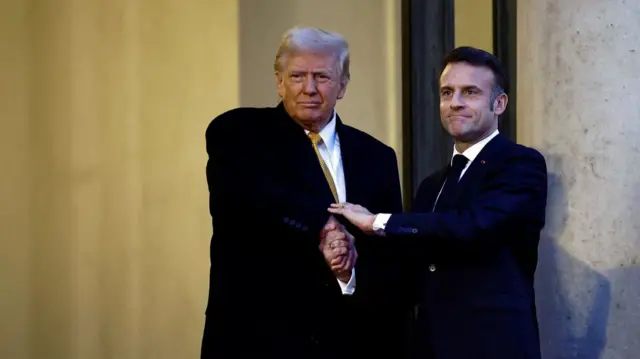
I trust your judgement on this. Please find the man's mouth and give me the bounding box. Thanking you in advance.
[299,102,322,107]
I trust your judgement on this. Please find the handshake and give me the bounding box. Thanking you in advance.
[319,215,357,283]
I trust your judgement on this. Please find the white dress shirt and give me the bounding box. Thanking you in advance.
[372,129,500,232]
[304,111,356,295]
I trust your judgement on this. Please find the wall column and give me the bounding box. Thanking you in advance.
[517,1,640,358]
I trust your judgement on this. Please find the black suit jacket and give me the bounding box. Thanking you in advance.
[202,103,413,359]
[385,134,547,359]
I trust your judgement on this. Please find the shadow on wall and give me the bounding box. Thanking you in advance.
[535,154,611,359]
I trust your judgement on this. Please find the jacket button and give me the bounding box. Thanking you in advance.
[412,228,418,233]
[429,264,436,272]
[283,217,289,223]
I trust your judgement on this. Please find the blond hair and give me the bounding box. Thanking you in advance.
[274,26,351,85]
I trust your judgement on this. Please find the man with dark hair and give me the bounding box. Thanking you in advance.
[329,46,547,359]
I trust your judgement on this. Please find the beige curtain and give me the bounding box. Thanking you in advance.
[1,1,238,358]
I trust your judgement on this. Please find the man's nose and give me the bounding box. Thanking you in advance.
[302,75,317,94]
[450,91,465,108]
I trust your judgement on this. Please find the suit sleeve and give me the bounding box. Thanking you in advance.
[206,116,331,239]
[384,149,548,245]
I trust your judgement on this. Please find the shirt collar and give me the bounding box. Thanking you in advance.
[305,111,337,152]
[452,129,499,164]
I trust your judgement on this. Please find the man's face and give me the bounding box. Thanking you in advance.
[439,62,507,143]
[277,51,347,130]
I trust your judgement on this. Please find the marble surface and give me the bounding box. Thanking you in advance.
[517,1,640,358]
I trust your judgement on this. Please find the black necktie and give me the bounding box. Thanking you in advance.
[434,154,469,211]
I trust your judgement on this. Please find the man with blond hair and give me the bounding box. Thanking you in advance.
[201,26,414,358]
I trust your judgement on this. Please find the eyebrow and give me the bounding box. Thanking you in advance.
[440,84,483,91]
[289,69,332,75]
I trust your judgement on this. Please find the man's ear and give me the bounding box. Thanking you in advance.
[337,81,347,100]
[276,72,285,98]
[493,93,508,115]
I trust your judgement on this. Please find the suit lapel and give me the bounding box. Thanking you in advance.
[335,117,368,205]
[426,168,448,211]
[273,103,337,204]
[455,134,509,200]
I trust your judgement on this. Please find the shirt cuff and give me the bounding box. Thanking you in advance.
[372,213,392,235]
[337,268,356,295]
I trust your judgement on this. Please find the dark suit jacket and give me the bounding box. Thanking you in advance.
[202,103,414,359]
[384,134,547,359]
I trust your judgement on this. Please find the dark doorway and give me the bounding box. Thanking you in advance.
[493,0,517,141]
[401,0,455,207]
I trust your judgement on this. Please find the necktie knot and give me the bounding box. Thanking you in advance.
[308,132,322,145]
[451,154,469,171]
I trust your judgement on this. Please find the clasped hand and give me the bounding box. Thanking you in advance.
[319,216,357,283]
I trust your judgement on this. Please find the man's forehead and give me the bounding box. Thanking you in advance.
[288,50,336,63]
[440,62,494,87]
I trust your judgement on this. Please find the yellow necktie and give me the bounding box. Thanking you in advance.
[308,132,339,203]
